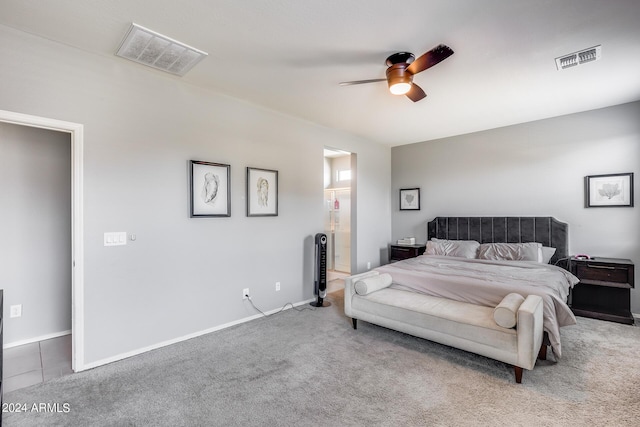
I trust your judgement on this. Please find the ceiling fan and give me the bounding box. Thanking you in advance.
[339,44,454,102]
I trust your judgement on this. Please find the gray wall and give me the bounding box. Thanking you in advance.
[0,123,72,344]
[0,25,391,365]
[392,101,640,312]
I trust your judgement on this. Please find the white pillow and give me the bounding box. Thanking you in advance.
[541,246,557,264]
[425,239,480,259]
[354,273,393,295]
[493,293,526,328]
[477,242,541,262]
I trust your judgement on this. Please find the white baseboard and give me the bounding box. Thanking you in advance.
[4,330,72,349]
[81,298,315,371]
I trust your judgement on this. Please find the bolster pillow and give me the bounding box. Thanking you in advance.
[493,293,526,328]
[354,273,393,295]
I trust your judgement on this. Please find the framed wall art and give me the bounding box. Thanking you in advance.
[247,167,278,216]
[190,160,231,217]
[399,188,420,211]
[585,172,634,208]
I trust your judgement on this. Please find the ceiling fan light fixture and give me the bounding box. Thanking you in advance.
[386,64,412,95]
[389,82,412,95]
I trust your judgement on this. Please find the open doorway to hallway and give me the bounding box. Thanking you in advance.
[323,147,352,291]
[1,121,73,390]
[0,108,85,376]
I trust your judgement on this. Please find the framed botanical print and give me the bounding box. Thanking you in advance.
[247,167,278,216]
[585,172,634,207]
[190,160,231,217]
[400,188,420,211]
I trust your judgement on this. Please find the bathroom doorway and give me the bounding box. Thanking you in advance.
[323,148,352,282]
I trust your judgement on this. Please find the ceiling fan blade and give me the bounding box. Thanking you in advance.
[339,78,387,86]
[407,44,454,75]
[406,83,427,102]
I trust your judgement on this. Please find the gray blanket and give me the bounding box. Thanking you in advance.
[376,255,578,357]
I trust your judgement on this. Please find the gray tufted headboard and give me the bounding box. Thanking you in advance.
[427,216,569,265]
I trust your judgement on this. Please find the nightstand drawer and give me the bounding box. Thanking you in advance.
[389,244,426,262]
[393,246,415,259]
[575,263,631,286]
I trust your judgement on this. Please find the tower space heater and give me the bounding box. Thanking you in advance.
[310,233,331,307]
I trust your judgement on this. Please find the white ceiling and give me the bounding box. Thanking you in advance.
[2,0,639,146]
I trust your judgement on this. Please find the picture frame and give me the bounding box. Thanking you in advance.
[399,188,420,211]
[190,160,231,217]
[585,172,634,208]
[247,167,278,216]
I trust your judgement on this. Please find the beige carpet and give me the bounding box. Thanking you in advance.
[4,289,640,426]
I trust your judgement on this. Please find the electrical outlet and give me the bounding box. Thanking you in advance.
[367,261,371,270]
[10,304,22,318]
[243,288,250,300]
[276,281,281,291]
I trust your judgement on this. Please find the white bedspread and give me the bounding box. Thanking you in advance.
[375,255,578,357]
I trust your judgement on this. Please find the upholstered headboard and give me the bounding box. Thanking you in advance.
[427,216,569,265]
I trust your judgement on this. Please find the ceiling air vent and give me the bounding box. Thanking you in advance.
[555,45,601,70]
[116,23,207,76]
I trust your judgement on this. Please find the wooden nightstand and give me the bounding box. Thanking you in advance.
[389,244,426,262]
[569,257,635,325]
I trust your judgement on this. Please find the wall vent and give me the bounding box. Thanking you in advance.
[555,45,601,70]
[116,23,207,76]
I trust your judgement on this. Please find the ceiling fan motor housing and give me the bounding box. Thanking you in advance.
[385,52,415,66]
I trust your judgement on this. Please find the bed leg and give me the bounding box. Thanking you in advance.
[514,366,523,384]
[352,318,357,329]
[538,344,547,361]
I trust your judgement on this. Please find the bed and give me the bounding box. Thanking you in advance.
[376,216,578,357]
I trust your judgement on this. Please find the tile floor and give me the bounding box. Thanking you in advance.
[327,270,349,282]
[327,278,346,293]
[3,334,73,393]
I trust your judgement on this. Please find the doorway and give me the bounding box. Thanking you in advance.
[323,148,352,282]
[0,109,85,372]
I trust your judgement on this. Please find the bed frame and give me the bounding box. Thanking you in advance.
[427,216,569,265]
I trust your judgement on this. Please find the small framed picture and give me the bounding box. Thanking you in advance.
[190,160,231,217]
[585,172,634,207]
[399,188,420,211]
[247,167,278,216]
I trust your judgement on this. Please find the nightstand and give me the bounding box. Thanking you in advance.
[389,244,426,262]
[569,257,635,325]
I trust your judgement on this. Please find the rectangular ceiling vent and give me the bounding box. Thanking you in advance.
[116,23,207,76]
[555,45,601,70]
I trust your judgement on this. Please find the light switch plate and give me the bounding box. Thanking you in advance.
[104,232,127,246]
